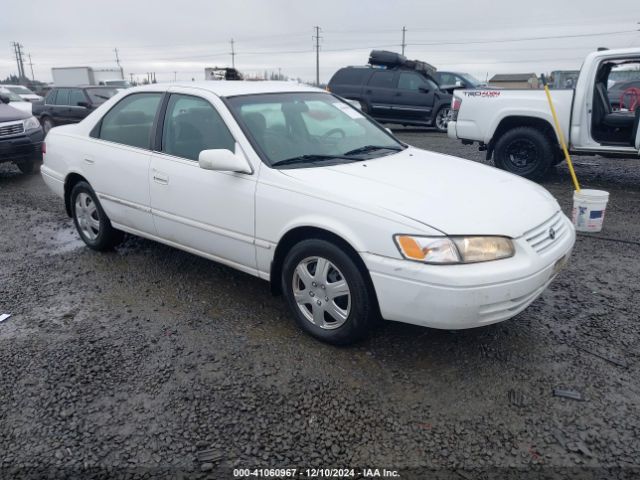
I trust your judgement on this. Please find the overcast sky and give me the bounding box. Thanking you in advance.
[2,0,639,84]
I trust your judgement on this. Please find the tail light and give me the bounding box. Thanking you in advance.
[451,95,462,121]
[42,142,46,154]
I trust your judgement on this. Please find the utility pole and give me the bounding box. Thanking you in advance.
[12,42,26,82]
[231,39,236,68]
[174,71,177,82]
[401,26,407,56]
[313,26,322,86]
[114,47,123,78]
[27,53,35,81]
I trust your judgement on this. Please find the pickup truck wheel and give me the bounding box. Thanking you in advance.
[42,117,54,135]
[71,181,123,251]
[281,239,374,345]
[434,107,451,132]
[494,127,552,180]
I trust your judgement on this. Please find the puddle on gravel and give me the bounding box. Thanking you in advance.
[34,222,84,254]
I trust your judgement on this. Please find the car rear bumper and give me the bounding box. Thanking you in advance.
[0,128,44,163]
[362,215,576,329]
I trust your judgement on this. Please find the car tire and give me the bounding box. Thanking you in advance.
[493,126,553,180]
[42,117,54,135]
[16,158,36,174]
[70,181,123,251]
[281,239,375,345]
[434,106,451,132]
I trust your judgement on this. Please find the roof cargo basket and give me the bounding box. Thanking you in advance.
[368,50,437,76]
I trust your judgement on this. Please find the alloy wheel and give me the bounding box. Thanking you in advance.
[436,108,451,131]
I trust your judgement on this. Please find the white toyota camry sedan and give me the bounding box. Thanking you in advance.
[41,81,575,344]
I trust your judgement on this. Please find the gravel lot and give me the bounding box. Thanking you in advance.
[1,129,639,479]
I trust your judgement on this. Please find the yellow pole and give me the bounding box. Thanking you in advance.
[541,75,581,192]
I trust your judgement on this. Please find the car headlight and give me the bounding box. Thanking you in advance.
[23,116,40,131]
[394,235,514,264]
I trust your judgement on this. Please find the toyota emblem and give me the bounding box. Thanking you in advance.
[549,227,556,240]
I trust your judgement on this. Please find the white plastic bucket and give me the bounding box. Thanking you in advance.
[572,189,609,232]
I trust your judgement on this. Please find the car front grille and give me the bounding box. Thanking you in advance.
[0,121,25,137]
[523,211,568,254]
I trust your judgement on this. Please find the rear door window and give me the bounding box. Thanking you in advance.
[367,71,396,88]
[398,73,432,91]
[69,89,86,106]
[98,93,162,149]
[55,89,70,106]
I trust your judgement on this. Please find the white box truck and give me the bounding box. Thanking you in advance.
[51,67,128,87]
[51,67,94,86]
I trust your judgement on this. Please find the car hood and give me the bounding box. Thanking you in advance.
[9,101,32,114]
[279,147,559,238]
[0,103,31,121]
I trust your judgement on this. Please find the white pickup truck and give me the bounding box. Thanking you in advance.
[448,48,640,179]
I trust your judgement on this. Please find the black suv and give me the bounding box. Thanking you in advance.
[0,96,44,174]
[33,86,119,134]
[328,51,452,132]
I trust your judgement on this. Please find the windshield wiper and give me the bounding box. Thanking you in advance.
[343,145,404,156]
[271,154,353,167]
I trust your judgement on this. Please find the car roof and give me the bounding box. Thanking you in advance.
[53,85,118,89]
[122,81,323,97]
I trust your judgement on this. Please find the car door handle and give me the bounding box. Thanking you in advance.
[153,172,169,185]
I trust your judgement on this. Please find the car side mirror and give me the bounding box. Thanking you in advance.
[198,146,252,174]
[0,95,10,104]
[77,101,91,108]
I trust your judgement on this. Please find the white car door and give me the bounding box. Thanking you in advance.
[88,92,163,234]
[149,90,258,274]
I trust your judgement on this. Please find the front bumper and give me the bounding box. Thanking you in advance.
[363,213,576,329]
[0,128,44,163]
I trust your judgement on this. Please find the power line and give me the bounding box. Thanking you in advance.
[408,29,638,47]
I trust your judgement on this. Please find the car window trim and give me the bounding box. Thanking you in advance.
[155,92,238,162]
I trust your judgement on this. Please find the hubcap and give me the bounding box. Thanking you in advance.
[292,256,351,330]
[505,139,538,173]
[74,192,100,241]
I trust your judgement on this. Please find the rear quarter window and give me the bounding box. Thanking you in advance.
[330,68,369,86]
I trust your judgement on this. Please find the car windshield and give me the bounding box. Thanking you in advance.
[6,86,35,95]
[0,90,25,102]
[458,73,482,87]
[227,92,404,168]
[86,88,119,104]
